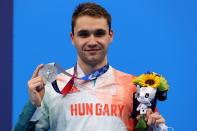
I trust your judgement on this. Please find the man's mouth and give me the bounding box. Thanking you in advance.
[84,48,102,52]
[85,49,101,51]
[83,49,101,55]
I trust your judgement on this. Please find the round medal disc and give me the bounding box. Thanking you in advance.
[38,63,58,83]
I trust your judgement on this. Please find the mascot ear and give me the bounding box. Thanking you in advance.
[135,85,141,98]
[149,87,157,100]
[137,85,140,92]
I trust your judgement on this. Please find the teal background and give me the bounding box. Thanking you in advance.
[13,0,197,130]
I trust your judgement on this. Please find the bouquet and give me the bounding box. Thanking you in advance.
[132,72,169,130]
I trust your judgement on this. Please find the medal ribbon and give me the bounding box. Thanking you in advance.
[52,63,109,96]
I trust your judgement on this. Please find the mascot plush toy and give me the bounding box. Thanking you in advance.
[131,72,169,131]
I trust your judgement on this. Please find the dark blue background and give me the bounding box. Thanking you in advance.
[0,0,13,130]
[13,0,197,130]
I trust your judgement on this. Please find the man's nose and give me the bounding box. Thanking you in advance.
[89,34,97,42]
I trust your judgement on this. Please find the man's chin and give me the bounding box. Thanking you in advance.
[85,57,103,66]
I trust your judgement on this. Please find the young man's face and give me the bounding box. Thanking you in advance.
[71,16,113,66]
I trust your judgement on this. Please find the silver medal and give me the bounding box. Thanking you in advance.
[39,63,58,83]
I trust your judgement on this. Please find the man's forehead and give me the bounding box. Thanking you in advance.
[74,16,109,32]
[76,28,107,33]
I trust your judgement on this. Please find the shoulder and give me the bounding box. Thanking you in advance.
[111,67,137,92]
[111,67,136,80]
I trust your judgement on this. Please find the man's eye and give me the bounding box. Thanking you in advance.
[78,31,90,38]
[94,30,106,37]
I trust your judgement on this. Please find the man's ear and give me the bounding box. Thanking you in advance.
[109,30,114,43]
[70,32,75,45]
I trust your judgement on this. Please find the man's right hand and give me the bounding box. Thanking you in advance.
[28,64,45,107]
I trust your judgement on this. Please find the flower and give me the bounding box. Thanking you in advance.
[139,73,160,88]
[133,72,169,91]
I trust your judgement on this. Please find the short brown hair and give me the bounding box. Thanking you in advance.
[72,2,112,34]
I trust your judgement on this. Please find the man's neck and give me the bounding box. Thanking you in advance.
[77,59,108,75]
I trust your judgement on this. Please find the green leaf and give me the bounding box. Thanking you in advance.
[135,116,147,131]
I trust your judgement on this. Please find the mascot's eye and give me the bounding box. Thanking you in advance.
[137,93,140,97]
[145,93,149,98]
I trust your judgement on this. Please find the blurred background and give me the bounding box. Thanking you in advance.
[13,0,197,130]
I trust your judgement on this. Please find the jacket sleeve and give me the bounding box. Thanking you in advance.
[13,92,50,131]
[13,100,37,131]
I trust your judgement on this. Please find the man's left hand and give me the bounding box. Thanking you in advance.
[146,108,165,126]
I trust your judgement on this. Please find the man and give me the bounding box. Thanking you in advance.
[14,2,165,131]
